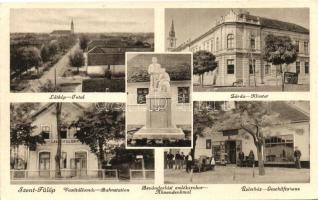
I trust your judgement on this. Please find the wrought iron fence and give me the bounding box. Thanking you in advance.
[10,169,118,180]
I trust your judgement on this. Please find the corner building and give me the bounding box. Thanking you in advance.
[172,10,309,86]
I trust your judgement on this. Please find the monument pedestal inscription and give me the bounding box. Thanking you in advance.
[133,93,184,140]
[132,57,185,141]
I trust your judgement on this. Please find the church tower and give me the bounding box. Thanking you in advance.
[71,19,74,34]
[167,20,177,51]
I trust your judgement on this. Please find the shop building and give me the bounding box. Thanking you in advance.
[167,101,310,167]
[192,101,310,167]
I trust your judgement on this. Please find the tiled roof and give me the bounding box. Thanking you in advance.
[87,53,125,66]
[259,17,309,34]
[175,13,309,51]
[87,46,153,66]
[51,30,72,34]
[87,39,152,51]
[31,103,85,119]
[270,101,309,122]
[206,101,309,133]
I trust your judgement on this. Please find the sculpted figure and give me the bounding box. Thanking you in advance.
[148,57,162,92]
[158,68,171,94]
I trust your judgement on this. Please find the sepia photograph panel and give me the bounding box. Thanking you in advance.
[10,8,154,93]
[10,102,154,184]
[165,101,309,184]
[165,8,309,92]
[126,53,192,147]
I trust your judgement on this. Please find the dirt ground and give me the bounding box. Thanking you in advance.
[164,164,310,184]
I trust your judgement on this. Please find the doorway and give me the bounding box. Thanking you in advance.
[225,140,237,164]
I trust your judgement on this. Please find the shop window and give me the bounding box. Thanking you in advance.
[249,59,256,74]
[227,59,235,74]
[304,42,309,54]
[264,135,294,163]
[206,139,212,149]
[61,152,67,169]
[305,62,309,74]
[178,87,190,103]
[212,141,225,162]
[227,34,234,49]
[296,62,300,74]
[295,40,299,53]
[137,88,149,104]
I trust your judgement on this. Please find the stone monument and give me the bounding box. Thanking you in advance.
[132,57,185,141]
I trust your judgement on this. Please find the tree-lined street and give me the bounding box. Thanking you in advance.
[23,42,79,92]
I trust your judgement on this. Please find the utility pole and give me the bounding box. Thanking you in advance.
[54,67,57,89]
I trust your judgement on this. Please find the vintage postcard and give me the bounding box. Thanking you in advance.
[0,1,317,200]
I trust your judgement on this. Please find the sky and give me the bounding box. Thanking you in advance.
[10,8,154,33]
[165,8,309,48]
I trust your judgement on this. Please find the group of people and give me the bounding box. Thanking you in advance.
[166,152,193,172]
[238,150,255,167]
[238,148,302,169]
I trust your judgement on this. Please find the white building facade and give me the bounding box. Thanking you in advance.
[171,10,310,87]
[25,103,99,178]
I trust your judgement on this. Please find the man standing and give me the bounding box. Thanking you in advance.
[248,150,255,167]
[186,153,193,173]
[294,147,302,169]
[148,57,162,93]
[175,151,181,169]
[180,152,185,169]
[238,151,245,167]
[166,152,173,169]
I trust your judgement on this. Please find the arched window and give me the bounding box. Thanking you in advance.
[227,34,234,49]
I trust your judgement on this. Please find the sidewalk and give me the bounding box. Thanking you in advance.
[164,165,310,184]
[194,84,310,92]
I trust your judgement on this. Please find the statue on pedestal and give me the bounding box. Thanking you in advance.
[132,55,185,142]
[148,57,162,93]
[148,57,171,95]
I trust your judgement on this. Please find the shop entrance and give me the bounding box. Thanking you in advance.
[225,140,237,164]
